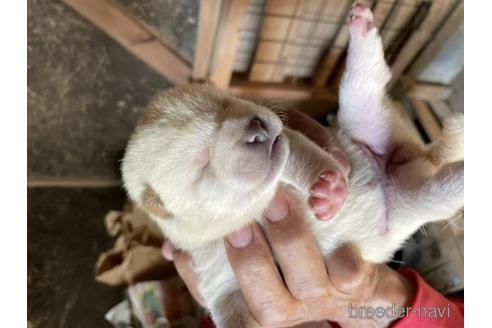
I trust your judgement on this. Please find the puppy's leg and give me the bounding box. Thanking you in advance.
[338,3,414,155]
[389,160,464,242]
[282,128,349,220]
[389,113,463,233]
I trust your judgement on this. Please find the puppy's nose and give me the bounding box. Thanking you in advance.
[243,117,269,144]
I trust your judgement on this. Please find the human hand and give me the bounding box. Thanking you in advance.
[163,190,413,327]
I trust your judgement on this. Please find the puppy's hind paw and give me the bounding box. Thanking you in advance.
[309,170,348,221]
[349,2,374,35]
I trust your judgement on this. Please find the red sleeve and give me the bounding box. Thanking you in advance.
[391,268,464,328]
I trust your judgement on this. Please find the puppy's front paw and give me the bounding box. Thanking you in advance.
[349,2,374,35]
[309,170,348,221]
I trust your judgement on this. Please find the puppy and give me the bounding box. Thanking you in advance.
[122,4,463,327]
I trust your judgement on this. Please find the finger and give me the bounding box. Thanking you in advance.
[166,243,208,307]
[162,240,173,261]
[264,191,331,300]
[225,223,302,325]
[325,243,371,294]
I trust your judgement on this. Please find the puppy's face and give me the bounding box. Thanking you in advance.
[122,84,289,223]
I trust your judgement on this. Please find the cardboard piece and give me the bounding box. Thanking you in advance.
[95,204,176,286]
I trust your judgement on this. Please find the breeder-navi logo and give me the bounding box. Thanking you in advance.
[348,303,451,319]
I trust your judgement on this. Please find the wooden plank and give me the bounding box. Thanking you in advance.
[255,41,283,61]
[381,2,418,48]
[230,81,315,100]
[407,83,453,101]
[193,0,223,81]
[408,1,463,77]
[392,100,423,143]
[28,178,121,188]
[229,79,337,102]
[428,100,452,122]
[388,0,457,88]
[411,99,441,141]
[63,0,191,85]
[249,0,301,82]
[265,0,299,16]
[249,63,277,81]
[233,7,263,73]
[383,3,417,30]
[313,0,352,86]
[210,0,250,88]
[229,80,339,120]
[277,0,326,80]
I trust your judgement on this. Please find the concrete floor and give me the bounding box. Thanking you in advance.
[29,0,170,180]
[28,187,126,327]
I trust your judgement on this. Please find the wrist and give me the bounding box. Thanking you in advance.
[339,265,414,328]
[366,265,414,327]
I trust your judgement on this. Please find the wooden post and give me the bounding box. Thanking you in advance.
[193,0,223,81]
[210,0,250,89]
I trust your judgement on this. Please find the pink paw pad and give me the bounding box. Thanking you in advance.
[349,2,374,33]
[309,170,348,221]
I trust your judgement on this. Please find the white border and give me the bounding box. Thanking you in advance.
[464,1,492,326]
[0,0,27,325]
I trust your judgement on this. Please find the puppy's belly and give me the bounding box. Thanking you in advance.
[283,181,389,263]
[292,134,400,263]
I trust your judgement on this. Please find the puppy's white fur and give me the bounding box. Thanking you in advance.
[122,11,463,327]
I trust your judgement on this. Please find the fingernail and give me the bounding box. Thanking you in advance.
[265,192,290,222]
[227,225,253,248]
[162,241,174,261]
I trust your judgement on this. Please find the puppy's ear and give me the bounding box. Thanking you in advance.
[141,185,173,219]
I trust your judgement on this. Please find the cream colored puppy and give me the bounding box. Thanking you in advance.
[122,4,463,327]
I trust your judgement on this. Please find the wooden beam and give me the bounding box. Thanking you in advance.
[210,0,250,88]
[193,0,223,81]
[388,0,457,89]
[408,1,463,77]
[407,83,452,101]
[249,0,302,82]
[381,2,418,47]
[63,0,191,85]
[28,177,121,188]
[313,0,352,86]
[229,79,338,120]
[392,100,423,144]
[428,100,452,122]
[229,79,337,102]
[411,99,441,141]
